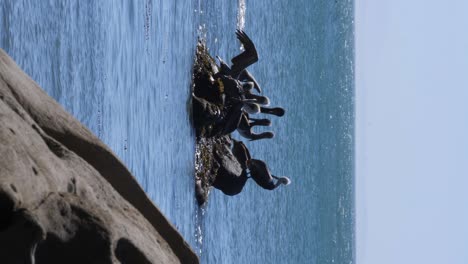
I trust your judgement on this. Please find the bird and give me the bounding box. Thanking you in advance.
[239,81,254,91]
[218,75,244,104]
[211,170,249,196]
[242,101,261,114]
[238,69,262,93]
[260,106,285,117]
[218,101,245,136]
[216,61,262,94]
[211,140,252,196]
[192,93,222,125]
[232,139,251,170]
[230,30,259,78]
[216,55,231,76]
[248,117,271,127]
[214,30,259,80]
[243,92,270,106]
[237,114,274,141]
[247,159,291,190]
[219,99,259,136]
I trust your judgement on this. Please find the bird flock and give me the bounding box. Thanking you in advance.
[193,30,291,196]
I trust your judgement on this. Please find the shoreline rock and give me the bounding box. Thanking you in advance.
[0,49,198,263]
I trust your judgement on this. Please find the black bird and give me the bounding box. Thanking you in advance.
[260,106,285,117]
[232,139,251,170]
[211,140,251,196]
[230,30,259,78]
[217,63,262,94]
[248,117,271,127]
[243,91,270,106]
[216,75,263,115]
[214,30,259,80]
[218,75,244,103]
[237,114,274,141]
[219,102,244,136]
[238,69,262,93]
[192,93,222,125]
[219,99,258,136]
[211,170,249,196]
[247,159,291,190]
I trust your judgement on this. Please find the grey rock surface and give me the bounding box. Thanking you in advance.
[0,49,198,264]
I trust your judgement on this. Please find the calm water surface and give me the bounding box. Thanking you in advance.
[0,1,354,263]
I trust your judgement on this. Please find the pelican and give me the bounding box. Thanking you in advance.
[214,30,260,82]
[230,30,259,78]
[232,139,251,170]
[247,159,291,190]
[260,106,285,117]
[219,99,258,136]
[216,75,264,113]
[216,55,231,75]
[237,114,274,141]
[213,142,290,195]
[238,69,262,93]
[211,139,251,196]
[217,63,262,95]
[192,93,222,125]
[218,75,243,104]
[211,170,249,196]
[236,80,269,105]
[249,117,271,127]
[244,92,270,106]
[239,81,254,91]
[242,101,261,114]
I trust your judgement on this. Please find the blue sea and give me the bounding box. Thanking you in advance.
[0,1,354,263]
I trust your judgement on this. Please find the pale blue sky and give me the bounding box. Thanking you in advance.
[356,0,468,263]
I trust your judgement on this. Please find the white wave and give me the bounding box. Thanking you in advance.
[237,0,246,31]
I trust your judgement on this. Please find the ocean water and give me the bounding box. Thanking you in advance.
[0,1,354,263]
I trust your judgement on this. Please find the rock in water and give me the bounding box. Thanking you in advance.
[0,49,198,264]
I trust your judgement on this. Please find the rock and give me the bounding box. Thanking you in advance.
[0,49,198,264]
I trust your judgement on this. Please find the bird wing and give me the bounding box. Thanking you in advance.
[239,69,262,93]
[230,30,259,77]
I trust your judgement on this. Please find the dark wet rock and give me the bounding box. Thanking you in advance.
[0,49,198,264]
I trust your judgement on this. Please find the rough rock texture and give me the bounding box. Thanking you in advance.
[0,49,198,264]
[191,43,244,205]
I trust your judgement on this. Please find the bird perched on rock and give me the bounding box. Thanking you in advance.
[214,30,259,79]
[211,140,251,196]
[260,106,285,117]
[247,159,291,190]
[237,113,274,141]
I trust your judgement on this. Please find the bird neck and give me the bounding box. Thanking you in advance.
[273,180,283,189]
[251,132,270,140]
[249,119,270,127]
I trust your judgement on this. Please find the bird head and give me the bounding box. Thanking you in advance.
[278,177,291,186]
[272,107,285,117]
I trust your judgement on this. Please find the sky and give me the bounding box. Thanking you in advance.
[356,0,468,263]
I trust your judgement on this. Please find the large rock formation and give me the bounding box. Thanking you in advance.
[0,49,198,264]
